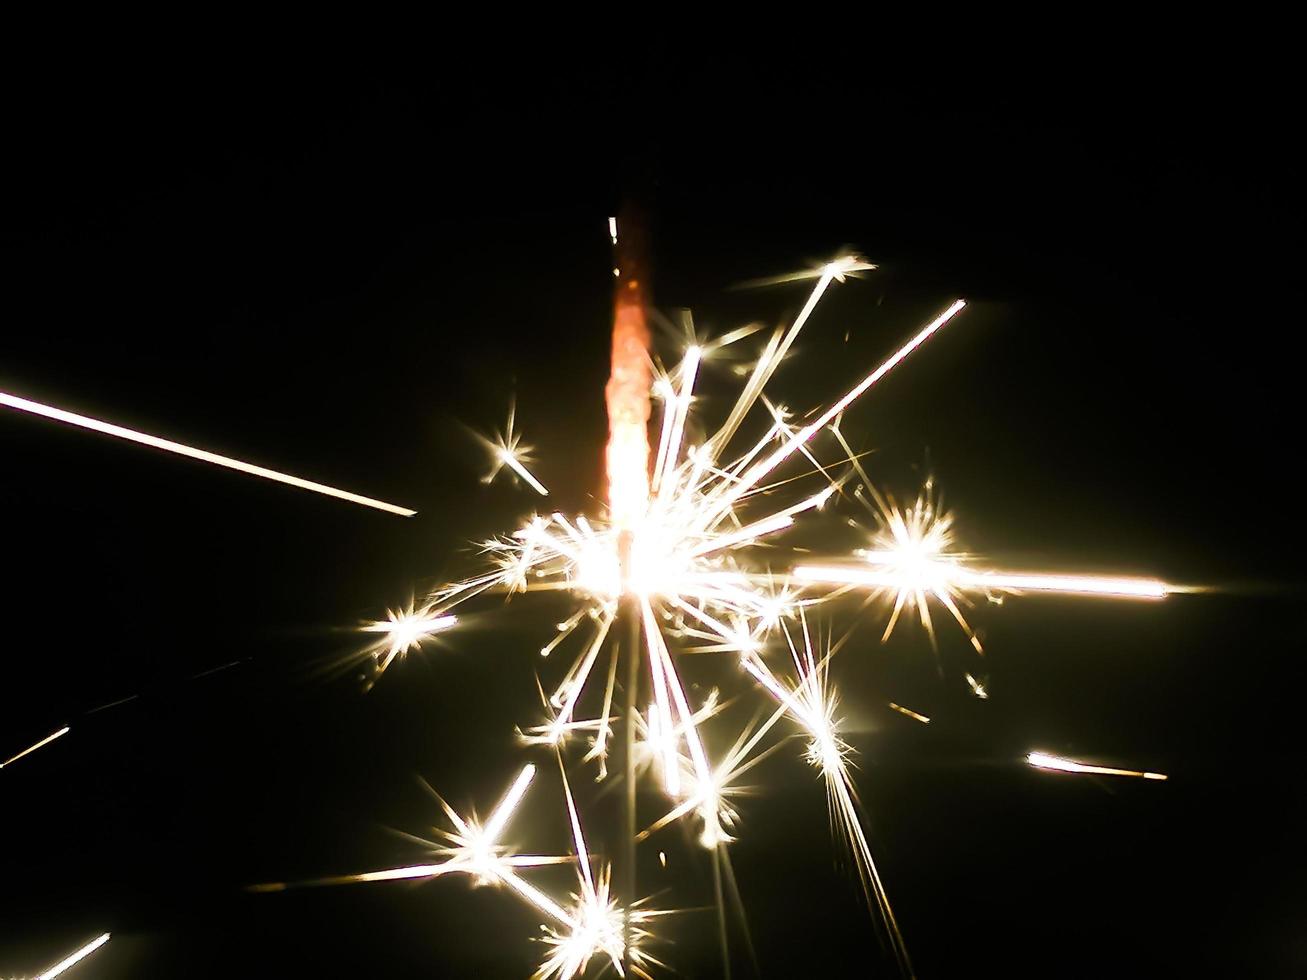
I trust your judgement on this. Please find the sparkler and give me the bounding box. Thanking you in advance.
[0,223,1175,973]
[298,239,1174,975]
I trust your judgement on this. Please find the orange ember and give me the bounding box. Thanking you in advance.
[605,221,652,531]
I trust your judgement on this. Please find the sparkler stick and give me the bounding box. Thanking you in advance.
[608,205,653,974]
[35,933,110,980]
[0,391,416,516]
[1,725,69,768]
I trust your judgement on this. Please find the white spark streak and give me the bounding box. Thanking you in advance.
[36,933,110,980]
[794,564,1169,599]
[1027,751,1168,780]
[0,391,415,516]
[1,725,70,768]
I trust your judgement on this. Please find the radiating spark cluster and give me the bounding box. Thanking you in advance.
[270,248,1171,975]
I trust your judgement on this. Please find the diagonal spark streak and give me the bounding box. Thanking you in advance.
[0,391,416,516]
[1028,751,1168,780]
[1,725,70,768]
[36,933,111,980]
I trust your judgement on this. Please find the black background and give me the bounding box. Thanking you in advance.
[1,40,1303,979]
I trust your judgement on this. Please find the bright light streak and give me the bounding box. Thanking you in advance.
[36,933,110,980]
[710,300,966,518]
[1027,751,1168,780]
[795,564,1169,599]
[482,763,537,846]
[499,447,550,496]
[1,726,70,768]
[0,391,416,516]
[888,702,931,724]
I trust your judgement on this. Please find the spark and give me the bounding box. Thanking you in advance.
[480,400,550,496]
[793,481,1171,652]
[35,933,110,980]
[0,390,415,516]
[501,447,551,497]
[1,725,70,769]
[888,702,931,724]
[363,605,457,675]
[1027,751,1168,781]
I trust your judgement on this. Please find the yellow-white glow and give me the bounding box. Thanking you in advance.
[1027,751,1168,780]
[1,725,70,768]
[37,933,110,980]
[0,391,416,516]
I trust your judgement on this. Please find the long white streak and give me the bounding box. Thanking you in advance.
[644,600,714,797]
[710,271,834,454]
[641,600,681,797]
[497,866,575,927]
[1,391,416,517]
[1028,751,1167,780]
[657,346,702,500]
[557,758,595,892]
[715,301,966,517]
[957,570,1168,598]
[793,564,1169,599]
[37,933,110,980]
[549,614,615,740]
[483,764,536,845]
[2,726,70,768]
[689,486,834,558]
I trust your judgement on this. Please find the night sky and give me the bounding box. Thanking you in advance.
[1,49,1302,978]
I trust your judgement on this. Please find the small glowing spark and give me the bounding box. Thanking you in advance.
[608,216,619,244]
[1027,751,1168,781]
[481,401,550,496]
[965,673,989,699]
[888,702,931,724]
[1,725,70,769]
[0,391,415,516]
[36,933,110,979]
